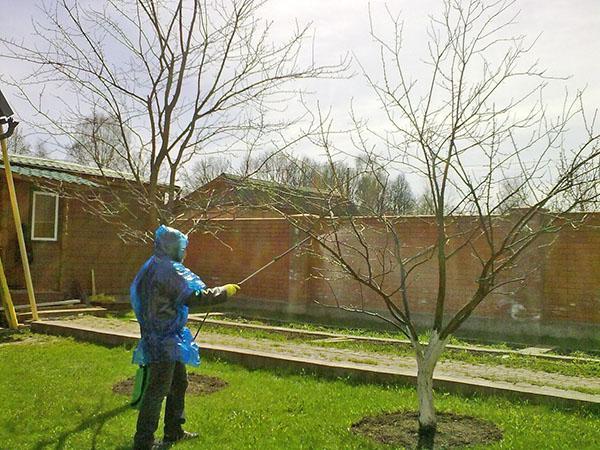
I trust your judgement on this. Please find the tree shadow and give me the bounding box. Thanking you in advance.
[0,328,27,343]
[33,403,131,450]
[417,430,435,450]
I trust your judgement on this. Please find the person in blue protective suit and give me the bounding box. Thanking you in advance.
[131,225,240,450]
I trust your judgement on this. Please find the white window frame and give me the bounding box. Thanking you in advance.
[31,191,59,242]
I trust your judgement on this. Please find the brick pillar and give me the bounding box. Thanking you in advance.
[287,226,313,314]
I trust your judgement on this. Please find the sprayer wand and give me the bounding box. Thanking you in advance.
[193,235,312,339]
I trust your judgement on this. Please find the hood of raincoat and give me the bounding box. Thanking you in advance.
[154,225,187,262]
[130,225,206,366]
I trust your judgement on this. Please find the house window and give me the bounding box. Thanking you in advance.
[31,191,59,241]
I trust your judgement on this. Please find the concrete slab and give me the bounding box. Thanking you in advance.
[187,317,600,364]
[518,346,556,355]
[311,337,357,343]
[188,313,225,319]
[30,320,599,411]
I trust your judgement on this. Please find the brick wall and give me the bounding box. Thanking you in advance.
[5,169,597,337]
[542,214,600,323]
[58,197,150,296]
[185,213,600,336]
[311,215,558,323]
[186,218,292,301]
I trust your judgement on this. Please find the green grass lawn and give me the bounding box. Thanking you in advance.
[4,335,597,449]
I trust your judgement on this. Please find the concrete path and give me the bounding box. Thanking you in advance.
[30,316,600,409]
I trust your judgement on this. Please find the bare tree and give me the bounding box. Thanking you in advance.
[4,127,31,155]
[4,127,53,159]
[495,174,532,213]
[551,157,600,212]
[244,150,318,187]
[414,189,436,215]
[66,112,130,171]
[386,172,416,214]
[244,149,416,214]
[273,1,599,447]
[180,155,233,193]
[353,157,416,214]
[1,0,347,236]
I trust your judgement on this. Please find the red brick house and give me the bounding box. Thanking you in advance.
[0,154,151,305]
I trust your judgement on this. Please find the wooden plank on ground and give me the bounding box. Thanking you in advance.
[17,307,106,320]
[1,299,81,311]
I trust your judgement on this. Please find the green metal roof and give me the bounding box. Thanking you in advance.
[6,154,134,180]
[0,163,100,187]
[2,154,170,187]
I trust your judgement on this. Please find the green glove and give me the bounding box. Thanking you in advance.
[224,284,240,297]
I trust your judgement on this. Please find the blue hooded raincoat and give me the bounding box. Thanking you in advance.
[131,225,206,366]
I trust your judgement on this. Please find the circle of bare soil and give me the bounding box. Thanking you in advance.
[351,411,502,449]
[112,373,228,396]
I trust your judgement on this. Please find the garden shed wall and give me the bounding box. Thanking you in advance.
[0,172,149,304]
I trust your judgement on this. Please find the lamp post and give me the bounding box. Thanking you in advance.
[0,88,39,322]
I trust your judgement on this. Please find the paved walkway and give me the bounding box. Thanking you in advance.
[45,316,600,404]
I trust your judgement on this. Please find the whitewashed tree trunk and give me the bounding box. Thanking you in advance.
[414,331,449,446]
[416,359,436,430]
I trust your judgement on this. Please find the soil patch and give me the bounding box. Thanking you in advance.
[351,411,502,449]
[112,373,228,396]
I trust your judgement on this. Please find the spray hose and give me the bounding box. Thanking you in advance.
[193,235,312,340]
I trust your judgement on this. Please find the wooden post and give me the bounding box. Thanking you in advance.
[0,123,38,321]
[0,253,19,329]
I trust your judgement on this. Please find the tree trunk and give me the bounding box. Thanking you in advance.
[415,331,448,449]
[147,169,161,231]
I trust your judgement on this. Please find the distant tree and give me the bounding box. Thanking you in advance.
[245,150,416,215]
[414,189,436,215]
[5,127,53,159]
[5,127,31,155]
[353,158,416,215]
[353,158,385,212]
[551,158,600,212]
[386,172,416,214]
[32,142,51,159]
[318,159,355,198]
[245,150,320,189]
[181,156,233,193]
[66,113,129,171]
[493,175,532,214]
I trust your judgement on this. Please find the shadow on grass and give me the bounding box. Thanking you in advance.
[33,403,131,450]
[0,328,28,344]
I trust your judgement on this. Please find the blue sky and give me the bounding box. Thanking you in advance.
[2,0,599,190]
